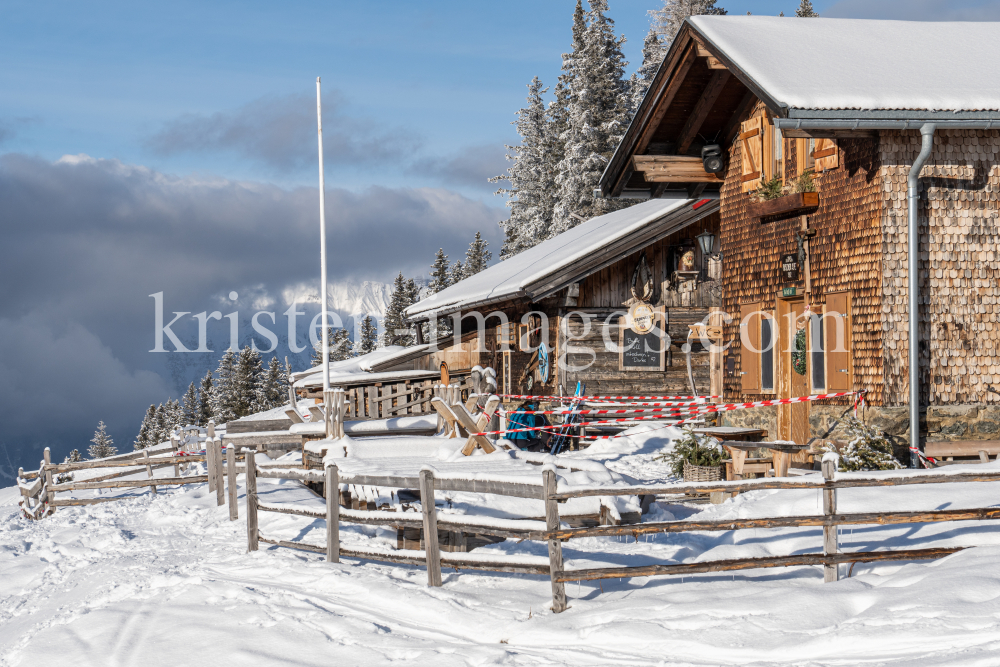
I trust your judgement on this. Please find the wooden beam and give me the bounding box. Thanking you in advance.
[694,43,727,69]
[676,70,731,155]
[634,44,699,157]
[722,90,757,147]
[632,155,723,183]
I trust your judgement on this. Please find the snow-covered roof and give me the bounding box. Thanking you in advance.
[405,197,717,320]
[690,16,1000,115]
[292,368,439,390]
[289,346,416,384]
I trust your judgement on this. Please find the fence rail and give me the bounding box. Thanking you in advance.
[246,453,1000,613]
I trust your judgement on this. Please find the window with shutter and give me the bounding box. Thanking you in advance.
[739,117,763,193]
[824,292,852,391]
[739,302,761,393]
[812,138,839,173]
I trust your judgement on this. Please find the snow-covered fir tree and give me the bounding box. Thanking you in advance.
[182,381,199,426]
[230,346,262,419]
[835,418,902,472]
[255,355,289,412]
[88,421,117,459]
[382,273,416,347]
[311,328,347,366]
[166,398,183,432]
[357,316,378,355]
[492,77,554,259]
[198,370,214,425]
[464,232,492,276]
[429,249,450,294]
[628,28,664,117]
[56,449,82,484]
[795,0,818,17]
[550,0,633,237]
[152,403,168,447]
[134,404,156,450]
[210,349,238,423]
[450,260,466,285]
[650,0,727,47]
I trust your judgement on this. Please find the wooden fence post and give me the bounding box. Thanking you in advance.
[323,389,335,439]
[326,464,340,563]
[170,431,180,477]
[822,454,839,583]
[215,438,226,506]
[43,448,54,513]
[144,449,157,495]
[419,468,442,587]
[227,444,238,521]
[544,468,567,613]
[245,449,258,552]
[206,429,217,494]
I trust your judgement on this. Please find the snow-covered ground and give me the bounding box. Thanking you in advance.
[5,443,1000,665]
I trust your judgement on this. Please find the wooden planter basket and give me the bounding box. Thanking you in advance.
[749,191,819,219]
[683,461,724,482]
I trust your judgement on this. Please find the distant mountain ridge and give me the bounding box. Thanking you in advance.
[327,280,392,319]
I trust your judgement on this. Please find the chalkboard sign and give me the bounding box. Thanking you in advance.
[619,313,666,371]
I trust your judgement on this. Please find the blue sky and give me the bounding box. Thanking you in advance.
[1,0,997,471]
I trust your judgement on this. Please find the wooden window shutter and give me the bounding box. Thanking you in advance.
[812,138,839,173]
[739,117,763,192]
[739,302,761,393]
[824,291,852,391]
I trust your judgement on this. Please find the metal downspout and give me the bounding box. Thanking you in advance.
[908,124,936,468]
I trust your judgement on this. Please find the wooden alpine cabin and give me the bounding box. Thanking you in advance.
[598,16,1000,464]
[403,197,724,405]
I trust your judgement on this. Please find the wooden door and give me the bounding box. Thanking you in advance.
[776,297,810,446]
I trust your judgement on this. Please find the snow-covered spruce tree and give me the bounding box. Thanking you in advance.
[230,346,263,419]
[134,403,156,450]
[382,273,415,347]
[210,349,238,423]
[550,0,633,237]
[182,381,199,426]
[450,260,466,285]
[492,77,554,259]
[151,403,168,447]
[836,417,902,472]
[628,28,664,117]
[255,355,290,412]
[88,421,117,460]
[56,449,82,484]
[429,249,450,294]
[650,0,727,48]
[795,0,818,17]
[358,316,378,355]
[166,398,183,432]
[198,370,214,425]
[311,327,338,366]
[464,232,492,276]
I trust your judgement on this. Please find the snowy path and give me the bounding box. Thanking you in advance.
[5,463,1000,665]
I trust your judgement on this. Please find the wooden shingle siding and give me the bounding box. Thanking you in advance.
[721,101,884,405]
[879,129,1000,407]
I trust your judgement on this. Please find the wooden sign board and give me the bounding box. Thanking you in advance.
[619,312,667,372]
[781,253,799,281]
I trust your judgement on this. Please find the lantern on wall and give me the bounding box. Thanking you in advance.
[696,230,716,257]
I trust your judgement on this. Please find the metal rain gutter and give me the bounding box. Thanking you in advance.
[907,123,936,468]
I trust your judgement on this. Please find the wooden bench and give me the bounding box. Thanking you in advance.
[722,457,773,481]
[925,440,1000,464]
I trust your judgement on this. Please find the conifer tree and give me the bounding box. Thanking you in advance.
[551,0,633,237]
[230,346,263,419]
[492,77,554,259]
[57,449,82,484]
[88,421,117,459]
[152,403,168,447]
[834,418,902,471]
[134,404,156,450]
[628,28,664,116]
[358,316,379,355]
[464,232,492,275]
[450,260,466,285]
[311,328,339,366]
[182,381,199,426]
[429,249,451,294]
[166,398,183,433]
[382,273,416,347]
[650,0,727,47]
[210,349,238,423]
[795,0,818,17]
[256,355,290,411]
[198,370,214,425]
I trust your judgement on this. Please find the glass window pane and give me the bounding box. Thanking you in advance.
[811,318,825,391]
[761,317,774,392]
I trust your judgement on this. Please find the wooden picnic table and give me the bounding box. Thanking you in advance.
[720,441,811,479]
[693,427,767,443]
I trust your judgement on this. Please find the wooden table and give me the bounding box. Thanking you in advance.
[693,427,767,443]
[720,441,811,479]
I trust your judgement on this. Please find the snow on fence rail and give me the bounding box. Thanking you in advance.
[246,455,1000,613]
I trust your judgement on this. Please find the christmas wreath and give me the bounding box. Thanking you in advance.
[792,328,807,375]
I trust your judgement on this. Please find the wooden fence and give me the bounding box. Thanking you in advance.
[245,455,1000,613]
[299,376,476,422]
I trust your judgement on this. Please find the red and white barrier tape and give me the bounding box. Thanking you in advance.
[501,393,719,402]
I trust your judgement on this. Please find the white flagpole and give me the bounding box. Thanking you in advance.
[316,77,332,436]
